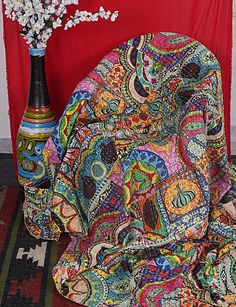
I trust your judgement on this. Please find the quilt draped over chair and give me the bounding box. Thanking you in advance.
[23,32,236,306]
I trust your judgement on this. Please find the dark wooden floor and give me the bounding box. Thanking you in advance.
[0,154,18,187]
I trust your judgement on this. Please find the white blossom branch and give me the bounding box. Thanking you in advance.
[3,0,119,48]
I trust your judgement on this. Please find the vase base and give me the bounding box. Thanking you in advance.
[17,105,57,187]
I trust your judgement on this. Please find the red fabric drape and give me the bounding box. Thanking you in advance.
[2,0,232,166]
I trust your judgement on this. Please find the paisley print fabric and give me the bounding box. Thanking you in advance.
[23,32,236,306]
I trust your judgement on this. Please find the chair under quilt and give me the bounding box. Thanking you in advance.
[23,32,236,306]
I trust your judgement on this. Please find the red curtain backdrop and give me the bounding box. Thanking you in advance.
[2,0,233,164]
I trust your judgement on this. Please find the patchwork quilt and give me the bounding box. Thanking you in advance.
[23,32,236,306]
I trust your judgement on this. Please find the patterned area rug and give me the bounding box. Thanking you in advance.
[0,186,79,307]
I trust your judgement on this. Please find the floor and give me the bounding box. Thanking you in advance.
[231,126,236,155]
[0,138,13,154]
[0,154,18,187]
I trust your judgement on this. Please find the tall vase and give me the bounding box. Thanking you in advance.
[17,48,57,187]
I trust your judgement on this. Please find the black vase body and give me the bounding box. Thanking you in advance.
[17,48,57,187]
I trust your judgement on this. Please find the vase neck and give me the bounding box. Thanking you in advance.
[29,48,45,56]
[28,50,50,108]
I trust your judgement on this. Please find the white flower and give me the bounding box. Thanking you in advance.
[41,30,52,42]
[55,4,66,17]
[32,21,43,34]
[3,0,14,8]
[11,11,16,20]
[5,8,12,17]
[79,11,91,22]
[18,15,28,26]
[37,41,45,48]
[48,5,56,14]
[73,17,80,25]
[51,0,59,5]
[32,0,39,4]
[33,2,44,13]
[25,1,33,11]
[24,1,34,16]
[90,13,98,22]
[99,6,111,19]
[24,30,34,44]
[64,19,73,29]
[53,17,62,29]
[64,0,78,4]
[4,0,119,48]
[14,0,24,9]
[29,15,36,25]
[42,12,51,21]
[111,11,119,22]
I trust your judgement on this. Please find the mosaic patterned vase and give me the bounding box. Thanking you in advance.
[17,48,57,187]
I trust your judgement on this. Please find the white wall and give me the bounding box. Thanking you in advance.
[0,1,10,139]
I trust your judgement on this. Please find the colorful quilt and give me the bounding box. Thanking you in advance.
[23,32,236,306]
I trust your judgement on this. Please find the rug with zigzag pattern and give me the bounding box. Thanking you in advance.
[0,186,79,307]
